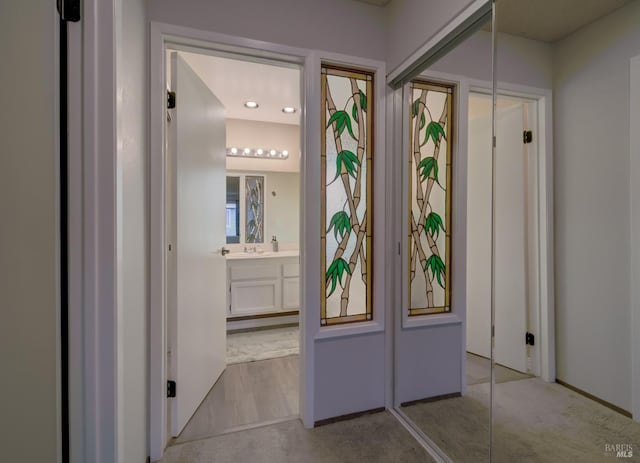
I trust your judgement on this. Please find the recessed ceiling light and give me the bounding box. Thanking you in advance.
[282,106,296,114]
[256,149,263,155]
[270,149,276,156]
[282,150,289,158]
[244,101,259,109]
[230,147,237,154]
[244,148,251,154]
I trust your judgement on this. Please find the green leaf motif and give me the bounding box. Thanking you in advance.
[425,254,446,288]
[327,211,351,240]
[334,150,361,180]
[412,99,420,117]
[424,212,445,238]
[352,91,367,124]
[411,99,426,129]
[417,156,439,183]
[359,90,367,112]
[326,258,352,297]
[327,110,356,140]
[422,121,446,146]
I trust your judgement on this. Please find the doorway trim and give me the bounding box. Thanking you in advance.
[630,54,640,422]
[466,77,555,382]
[149,22,313,461]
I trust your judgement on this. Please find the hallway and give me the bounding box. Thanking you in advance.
[160,411,434,463]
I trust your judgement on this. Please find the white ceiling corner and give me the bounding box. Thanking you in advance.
[180,52,301,126]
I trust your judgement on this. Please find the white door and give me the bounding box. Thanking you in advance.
[466,95,529,373]
[168,52,227,436]
[494,102,528,373]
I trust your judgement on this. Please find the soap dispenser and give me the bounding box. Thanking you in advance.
[271,235,279,252]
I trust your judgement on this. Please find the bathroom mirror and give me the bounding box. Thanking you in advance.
[225,173,266,244]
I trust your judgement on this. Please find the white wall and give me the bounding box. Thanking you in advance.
[553,0,640,412]
[226,119,300,173]
[149,0,386,61]
[385,0,479,73]
[0,2,60,461]
[430,29,553,89]
[226,171,300,246]
[116,0,148,460]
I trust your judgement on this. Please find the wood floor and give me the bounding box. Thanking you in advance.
[172,355,299,445]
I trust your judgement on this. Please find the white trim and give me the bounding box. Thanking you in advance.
[67,0,119,461]
[466,78,555,382]
[149,22,314,460]
[400,71,468,334]
[630,54,640,421]
[387,0,491,86]
[314,50,387,340]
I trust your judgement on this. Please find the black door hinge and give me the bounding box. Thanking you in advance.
[167,91,176,109]
[167,380,177,398]
[525,332,535,346]
[523,130,533,144]
[57,0,81,22]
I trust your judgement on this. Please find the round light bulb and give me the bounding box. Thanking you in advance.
[244,101,259,109]
[282,106,296,114]
[244,148,251,155]
[282,150,289,157]
[256,149,263,155]
[230,147,237,154]
[270,149,276,156]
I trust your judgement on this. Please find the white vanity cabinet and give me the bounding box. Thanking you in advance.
[227,254,300,317]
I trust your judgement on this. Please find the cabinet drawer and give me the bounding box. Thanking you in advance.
[230,279,281,315]
[282,263,299,278]
[229,264,278,281]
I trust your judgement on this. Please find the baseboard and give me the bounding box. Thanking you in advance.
[228,310,299,321]
[314,407,386,427]
[227,314,299,331]
[400,392,461,408]
[556,379,632,418]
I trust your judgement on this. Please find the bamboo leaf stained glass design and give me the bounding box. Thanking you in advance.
[245,175,264,243]
[321,65,373,326]
[409,81,453,316]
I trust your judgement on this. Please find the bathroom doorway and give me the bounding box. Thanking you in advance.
[163,47,303,446]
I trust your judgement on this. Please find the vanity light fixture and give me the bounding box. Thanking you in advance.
[244,101,259,109]
[282,106,296,114]
[226,147,289,160]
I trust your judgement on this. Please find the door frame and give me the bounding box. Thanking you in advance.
[149,22,314,461]
[467,89,542,375]
[467,79,555,382]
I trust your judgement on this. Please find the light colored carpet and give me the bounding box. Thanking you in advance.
[160,411,436,463]
[226,326,299,364]
[402,377,640,463]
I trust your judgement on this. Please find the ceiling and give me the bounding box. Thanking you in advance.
[492,0,632,42]
[180,52,301,126]
[177,0,629,124]
[353,0,392,5]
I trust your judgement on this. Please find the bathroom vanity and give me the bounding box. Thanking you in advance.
[226,250,300,328]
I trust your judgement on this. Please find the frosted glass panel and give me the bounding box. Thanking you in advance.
[408,80,453,316]
[320,65,373,326]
